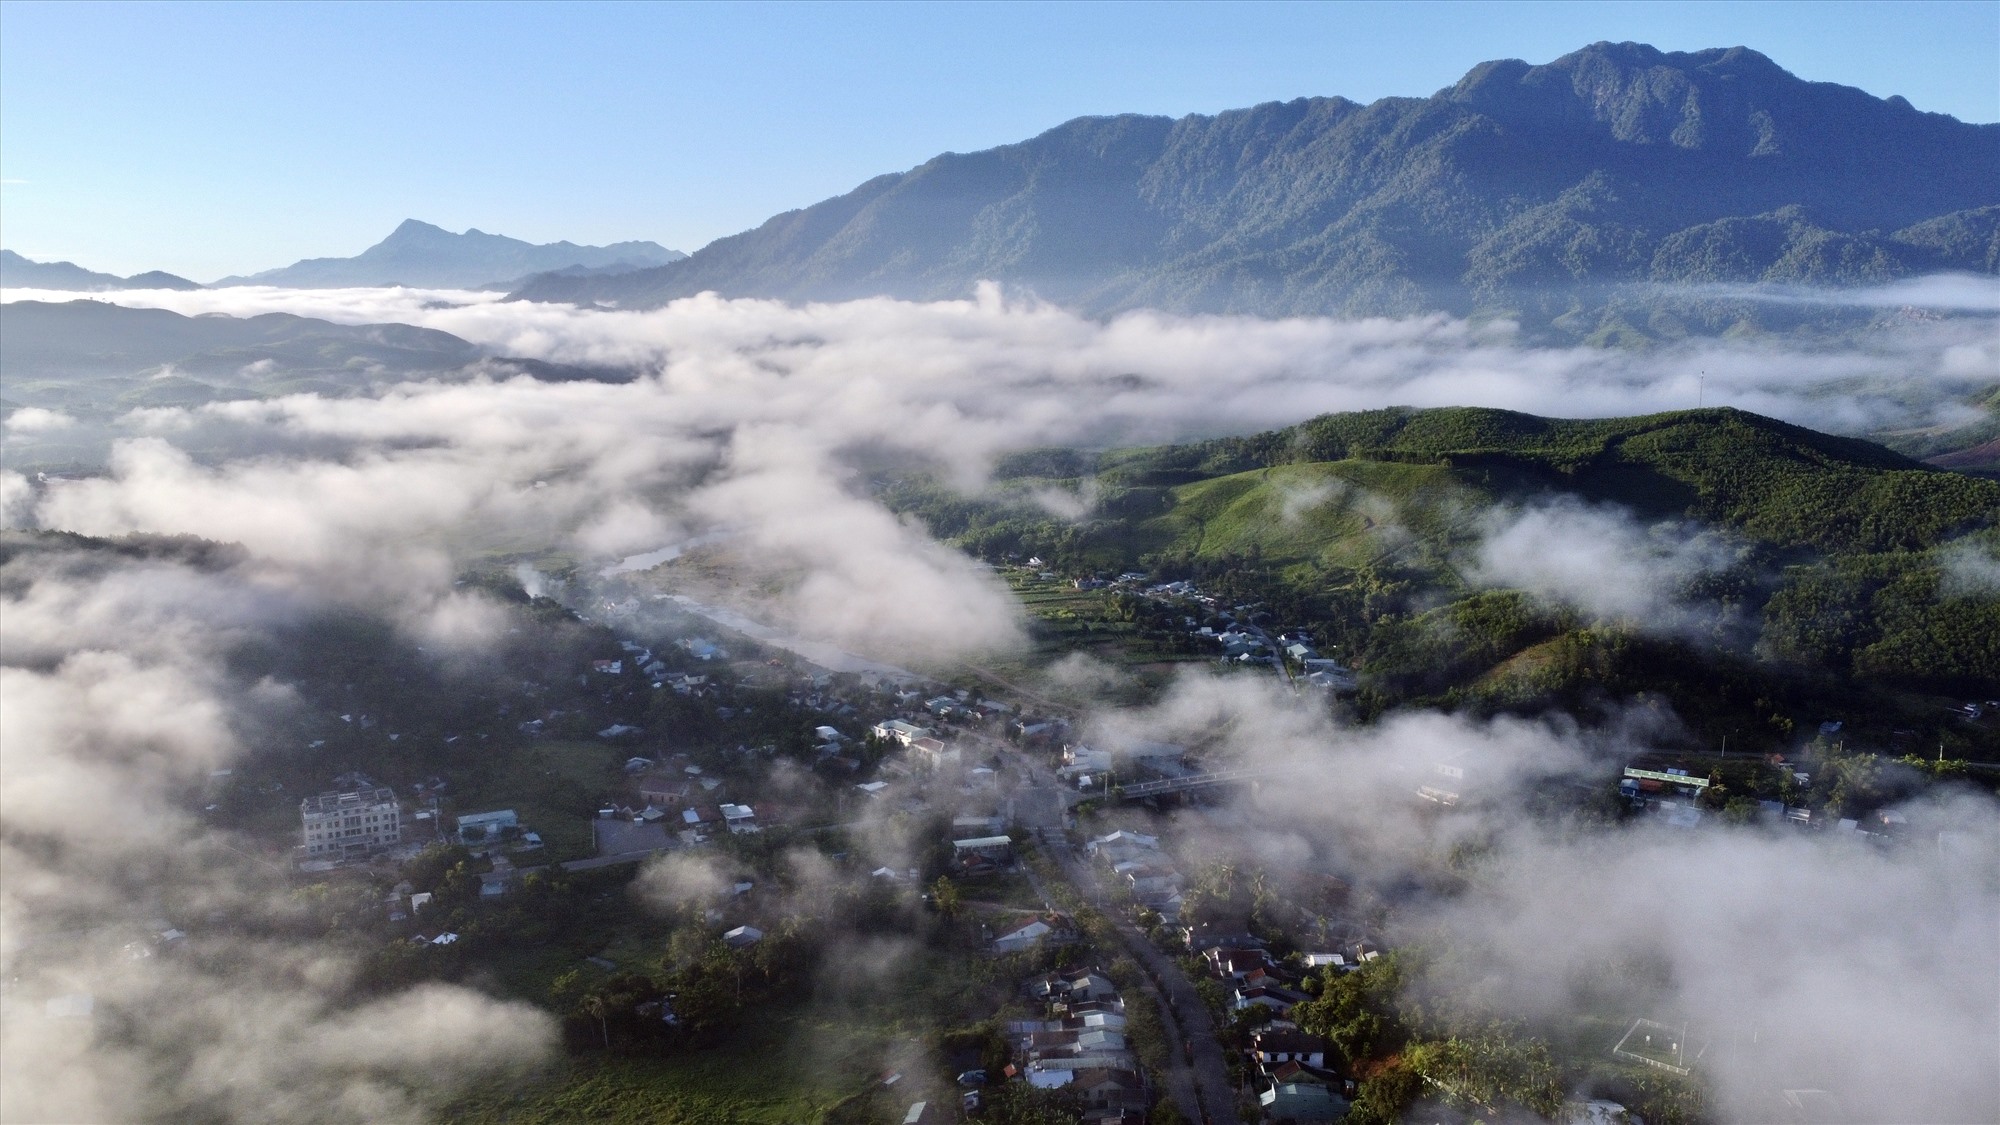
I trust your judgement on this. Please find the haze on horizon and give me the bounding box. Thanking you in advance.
[3,6,1998,1124]
[1,0,1997,279]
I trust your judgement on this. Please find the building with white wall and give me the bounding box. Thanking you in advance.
[301,786,401,858]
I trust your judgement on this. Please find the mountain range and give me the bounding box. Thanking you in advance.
[213,220,686,289]
[0,249,201,292]
[515,42,1999,338]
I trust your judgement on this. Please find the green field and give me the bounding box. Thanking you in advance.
[449,739,624,862]
[445,1014,876,1125]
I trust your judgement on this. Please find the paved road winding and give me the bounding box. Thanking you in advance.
[998,740,1238,1124]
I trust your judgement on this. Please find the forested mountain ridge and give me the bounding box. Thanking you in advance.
[0,249,202,292]
[516,42,1999,338]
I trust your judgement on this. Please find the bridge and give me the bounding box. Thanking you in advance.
[1113,766,1277,801]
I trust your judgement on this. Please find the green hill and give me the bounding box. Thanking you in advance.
[971,406,1997,559]
[888,407,2000,752]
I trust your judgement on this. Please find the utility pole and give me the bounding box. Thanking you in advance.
[1697,371,1705,409]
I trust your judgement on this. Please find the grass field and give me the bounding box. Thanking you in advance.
[449,739,623,862]
[448,937,1034,1125]
[444,1014,874,1125]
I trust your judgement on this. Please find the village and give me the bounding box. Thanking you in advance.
[140,556,1957,1125]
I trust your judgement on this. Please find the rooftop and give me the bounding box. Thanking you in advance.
[301,787,396,813]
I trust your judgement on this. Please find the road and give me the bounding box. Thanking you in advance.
[997,739,1239,1125]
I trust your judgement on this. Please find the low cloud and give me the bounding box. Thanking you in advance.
[1472,498,1745,635]
[1938,535,2000,596]
[1686,271,2000,312]
[1084,669,1999,1123]
[0,543,557,1123]
[2,282,1992,1120]
[4,406,75,433]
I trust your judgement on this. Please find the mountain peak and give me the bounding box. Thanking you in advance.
[217,223,686,289]
[379,219,461,249]
[500,39,1996,331]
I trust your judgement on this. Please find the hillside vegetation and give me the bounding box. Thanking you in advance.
[885,407,2000,758]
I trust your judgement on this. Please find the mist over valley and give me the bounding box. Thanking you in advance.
[2,25,1996,1125]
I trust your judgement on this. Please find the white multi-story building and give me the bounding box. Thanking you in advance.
[301,786,402,858]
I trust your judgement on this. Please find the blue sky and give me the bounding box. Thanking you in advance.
[3,0,1995,280]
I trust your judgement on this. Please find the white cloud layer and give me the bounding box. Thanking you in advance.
[1473,498,1745,634]
[1074,670,2000,1124]
[2,284,1994,1121]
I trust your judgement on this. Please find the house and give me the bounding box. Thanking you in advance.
[1122,740,1185,766]
[952,835,1014,866]
[910,736,960,770]
[1062,745,1113,775]
[1028,1028,1081,1055]
[722,925,763,948]
[1204,946,1273,981]
[1069,1068,1145,1111]
[1015,719,1063,742]
[637,772,688,806]
[871,719,934,747]
[1031,968,1117,1005]
[1260,1082,1349,1122]
[454,808,519,846]
[1122,865,1182,898]
[591,659,623,674]
[1087,830,1159,856]
[719,803,758,833]
[1184,920,1263,952]
[1076,1028,1126,1055]
[994,914,1062,954]
[1252,1027,1332,1070]
[1267,1061,1324,1087]
[1233,983,1310,1015]
[1027,1055,1137,1076]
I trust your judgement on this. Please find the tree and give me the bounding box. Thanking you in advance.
[1403,1027,1562,1118]
[1346,1063,1421,1125]
[931,875,962,920]
[981,1082,1083,1125]
[1293,954,1407,1061]
[548,968,584,1011]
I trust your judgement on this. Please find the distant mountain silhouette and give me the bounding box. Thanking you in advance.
[216,220,686,289]
[1,249,202,292]
[517,42,1998,337]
